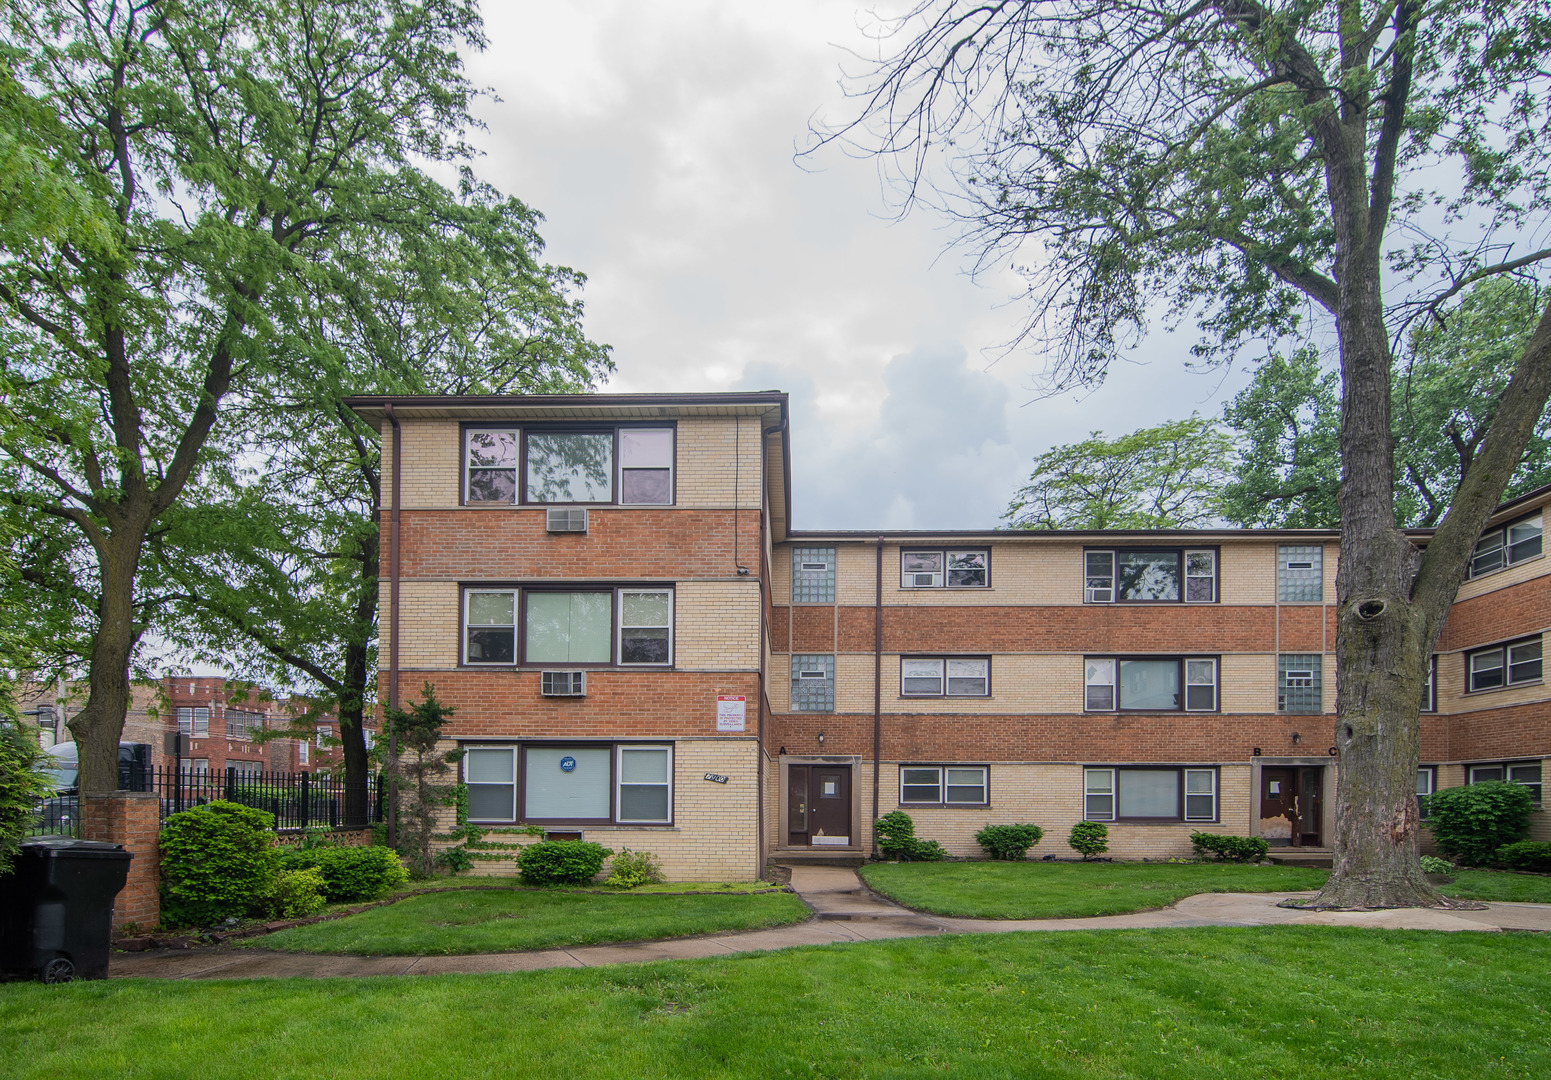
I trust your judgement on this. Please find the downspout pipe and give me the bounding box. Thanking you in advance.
[873,535,883,858]
[385,403,402,850]
[757,410,788,875]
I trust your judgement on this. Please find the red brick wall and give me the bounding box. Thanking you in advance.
[81,792,159,932]
[386,670,762,739]
[393,508,760,579]
[789,606,835,652]
[874,605,1279,653]
[1442,700,1551,761]
[1277,605,1326,652]
[1437,576,1551,652]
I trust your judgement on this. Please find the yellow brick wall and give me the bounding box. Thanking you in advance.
[873,762,1255,859]
[433,738,763,881]
[381,420,460,510]
[1219,543,1277,604]
[677,416,763,509]
[1220,653,1278,714]
[836,544,877,605]
[1435,649,1551,714]
[384,581,461,669]
[767,654,791,713]
[674,581,762,670]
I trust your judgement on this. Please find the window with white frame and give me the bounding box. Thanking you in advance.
[1083,548,1217,603]
[1466,636,1542,692]
[792,547,836,603]
[176,706,210,737]
[461,743,675,825]
[316,725,332,748]
[297,741,309,765]
[230,759,264,778]
[1278,545,1324,602]
[1469,762,1543,804]
[790,654,834,712]
[1084,657,1217,711]
[180,757,209,777]
[465,590,518,665]
[1083,767,1218,822]
[1416,767,1435,819]
[901,657,989,697]
[1421,655,1436,712]
[899,765,988,806]
[1469,513,1543,578]
[225,709,264,739]
[900,549,989,589]
[1278,654,1323,714]
[463,426,676,505]
[618,590,672,665]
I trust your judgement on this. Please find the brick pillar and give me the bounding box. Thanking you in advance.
[82,791,161,932]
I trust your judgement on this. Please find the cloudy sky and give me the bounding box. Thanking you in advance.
[464,2,1262,531]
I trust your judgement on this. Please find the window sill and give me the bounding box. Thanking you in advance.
[1465,551,1544,583]
[898,803,990,810]
[1463,679,1544,696]
[469,822,679,831]
[1085,819,1220,826]
[898,696,992,701]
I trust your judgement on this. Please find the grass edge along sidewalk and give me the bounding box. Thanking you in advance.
[858,860,1551,919]
[7,927,1551,1079]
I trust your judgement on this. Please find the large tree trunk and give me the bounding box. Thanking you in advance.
[67,527,146,795]
[337,549,378,827]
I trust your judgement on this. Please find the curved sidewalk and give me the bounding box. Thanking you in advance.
[108,864,1551,981]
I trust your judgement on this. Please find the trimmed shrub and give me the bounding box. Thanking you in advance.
[263,867,328,919]
[975,823,1045,860]
[604,848,666,889]
[1068,821,1109,859]
[160,801,280,927]
[1495,840,1551,872]
[279,844,410,902]
[1190,832,1270,863]
[874,811,947,862]
[1419,855,1455,875]
[1425,781,1533,866]
[516,840,613,886]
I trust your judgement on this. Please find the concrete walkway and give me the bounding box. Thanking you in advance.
[108,864,1551,981]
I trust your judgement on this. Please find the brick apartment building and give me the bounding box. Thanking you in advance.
[21,676,360,776]
[347,391,1548,880]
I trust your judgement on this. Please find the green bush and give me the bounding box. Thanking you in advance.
[1495,840,1551,872]
[874,811,947,862]
[263,867,328,919]
[1419,855,1455,875]
[1425,782,1533,866]
[604,848,666,889]
[1068,821,1109,859]
[279,844,409,902]
[160,801,280,927]
[515,840,613,886]
[1189,832,1270,863]
[975,823,1045,860]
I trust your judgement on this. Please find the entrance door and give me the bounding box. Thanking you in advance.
[786,764,851,847]
[1259,766,1323,847]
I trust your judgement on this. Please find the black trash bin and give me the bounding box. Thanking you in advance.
[0,837,132,983]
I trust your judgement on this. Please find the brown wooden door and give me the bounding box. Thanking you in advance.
[786,765,852,846]
[1260,766,1323,847]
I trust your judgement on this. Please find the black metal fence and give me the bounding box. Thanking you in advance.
[31,767,382,839]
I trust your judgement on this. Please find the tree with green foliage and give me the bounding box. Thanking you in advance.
[0,693,53,877]
[382,681,460,877]
[828,0,1551,907]
[1004,415,1231,529]
[0,0,592,798]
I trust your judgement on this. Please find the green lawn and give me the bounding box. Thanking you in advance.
[860,860,1331,918]
[252,886,810,955]
[1441,870,1551,904]
[4,928,1549,1078]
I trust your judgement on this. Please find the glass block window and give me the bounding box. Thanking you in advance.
[1278,545,1324,602]
[790,654,835,712]
[792,547,836,604]
[1278,654,1323,713]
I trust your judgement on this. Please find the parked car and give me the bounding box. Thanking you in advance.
[35,742,154,834]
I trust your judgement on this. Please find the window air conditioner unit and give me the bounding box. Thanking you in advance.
[546,508,588,533]
[909,572,941,588]
[1085,587,1114,603]
[540,670,586,696]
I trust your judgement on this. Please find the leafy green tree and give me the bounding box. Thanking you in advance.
[828,0,1551,906]
[0,0,545,794]
[1218,349,1343,529]
[1005,415,1231,529]
[382,681,460,877]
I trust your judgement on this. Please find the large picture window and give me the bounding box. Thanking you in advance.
[1084,548,1217,603]
[1084,656,1217,712]
[899,765,988,806]
[462,425,674,506]
[461,586,673,667]
[901,657,990,697]
[1083,767,1218,822]
[1466,636,1542,692]
[462,743,675,825]
[1469,762,1543,804]
[1469,513,1543,578]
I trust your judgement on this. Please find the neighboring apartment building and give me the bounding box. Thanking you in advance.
[350,391,1548,879]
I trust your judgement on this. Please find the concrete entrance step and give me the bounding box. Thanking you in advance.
[1267,849,1334,868]
[771,848,866,867]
